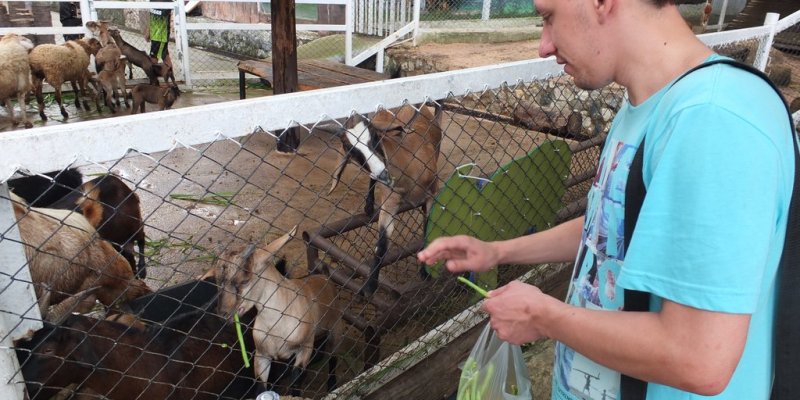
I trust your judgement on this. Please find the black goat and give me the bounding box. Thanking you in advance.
[16,310,259,400]
[7,168,82,207]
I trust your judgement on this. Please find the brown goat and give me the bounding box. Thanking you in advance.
[11,171,148,279]
[10,193,150,313]
[108,27,175,85]
[95,60,129,113]
[212,226,343,395]
[130,83,180,114]
[329,103,443,296]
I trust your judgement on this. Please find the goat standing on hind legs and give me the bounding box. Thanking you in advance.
[213,226,343,396]
[329,103,443,297]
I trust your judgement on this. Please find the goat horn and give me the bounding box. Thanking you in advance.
[264,225,297,253]
[45,287,101,325]
[328,154,350,195]
[37,284,52,319]
[240,243,257,267]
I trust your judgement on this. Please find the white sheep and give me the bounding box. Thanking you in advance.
[28,37,102,121]
[0,33,35,129]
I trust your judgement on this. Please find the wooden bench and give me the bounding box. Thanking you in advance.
[237,59,390,99]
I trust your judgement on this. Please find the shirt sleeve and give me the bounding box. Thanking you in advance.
[618,104,783,314]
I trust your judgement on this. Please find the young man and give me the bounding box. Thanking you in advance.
[418,0,795,399]
[145,0,173,68]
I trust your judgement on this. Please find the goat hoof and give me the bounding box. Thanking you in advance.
[359,281,377,298]
[60,109,68,119]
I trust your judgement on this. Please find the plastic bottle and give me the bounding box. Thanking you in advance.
[255,391,280,400]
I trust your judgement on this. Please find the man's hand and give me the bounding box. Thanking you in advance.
[483,281,558,344]
[418,235,499,273]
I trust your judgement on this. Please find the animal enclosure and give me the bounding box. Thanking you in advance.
[2,10,800,400]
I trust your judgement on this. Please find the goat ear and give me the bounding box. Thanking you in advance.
[370,109,405,132]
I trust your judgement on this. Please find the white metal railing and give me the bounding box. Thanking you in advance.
[0,10,797,400]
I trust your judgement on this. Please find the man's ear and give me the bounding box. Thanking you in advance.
[593,0,616,23]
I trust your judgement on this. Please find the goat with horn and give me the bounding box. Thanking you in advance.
[329,103,443,297]
[211,226,344,396]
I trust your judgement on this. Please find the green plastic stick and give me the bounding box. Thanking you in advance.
[457,276,489,298]
[234,313,251,368]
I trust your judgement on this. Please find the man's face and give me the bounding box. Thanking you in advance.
[535,0,614,90]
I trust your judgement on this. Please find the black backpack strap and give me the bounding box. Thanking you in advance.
[621,58,799,399]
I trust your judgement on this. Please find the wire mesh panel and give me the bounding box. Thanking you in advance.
[0,54,609,398]
[2,11,799,400]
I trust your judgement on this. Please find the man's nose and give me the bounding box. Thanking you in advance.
[538,28,556,58]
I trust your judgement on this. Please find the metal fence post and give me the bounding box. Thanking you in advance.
[716,0,729,32]
[481,0,490,21]
[412,0,420,45]
[0,184,42,400]
[754,12,779,72]
[79,0,93,33]
[175,0,192,87]
[87,0,98,24]
[346,0,353,65]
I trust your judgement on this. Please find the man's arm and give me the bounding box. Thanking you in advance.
[420,217,584,273]
[539,296,748,395]
[493,216,584,265]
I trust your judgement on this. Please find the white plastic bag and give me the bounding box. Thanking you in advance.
[457,324,533,400]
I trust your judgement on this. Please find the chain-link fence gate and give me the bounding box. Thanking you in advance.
[1,8,800,400]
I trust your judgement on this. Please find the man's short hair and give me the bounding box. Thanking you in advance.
[651,0,674,7]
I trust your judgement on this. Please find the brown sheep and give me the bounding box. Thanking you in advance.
[28,37,102,121]
[9,193,151,314]
[130,83,180,114]
[0,33,34,129]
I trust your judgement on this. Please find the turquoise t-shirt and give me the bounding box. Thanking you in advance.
[552,55,794,400]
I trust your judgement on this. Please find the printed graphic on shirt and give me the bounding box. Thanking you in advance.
[553,138,637,400]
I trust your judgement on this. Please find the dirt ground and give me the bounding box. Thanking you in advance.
[406,39,543,69]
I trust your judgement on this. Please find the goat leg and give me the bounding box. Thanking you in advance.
[136,234,147,279]
[327,346,338,390]
[288,366,306,397]
[79,79,93,111]
[254,354,273,390]
[55,86,68,119]
[361,225,389,297]
[364,178,377,217]
[33,77,47,121]
[3,98,16,127]
[21,90,32,128]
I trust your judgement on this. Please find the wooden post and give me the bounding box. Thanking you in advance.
[271,0,301,153]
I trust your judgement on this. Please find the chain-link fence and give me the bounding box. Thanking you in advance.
[1,8,800,400]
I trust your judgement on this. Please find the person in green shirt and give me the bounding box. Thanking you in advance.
[144,0,173,68]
